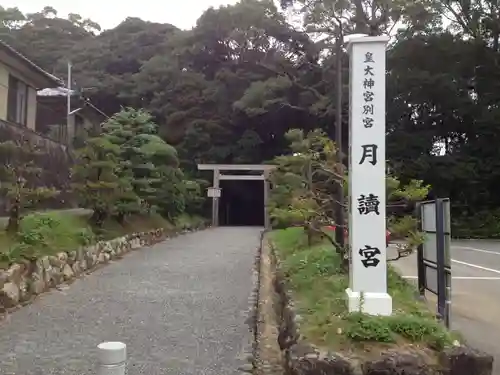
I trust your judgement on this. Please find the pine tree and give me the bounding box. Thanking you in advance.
[71,136,130,227]
[102,108,181,216]
[269,129,430,259]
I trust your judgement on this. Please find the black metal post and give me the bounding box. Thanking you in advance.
[435,198,447,323]
[415,203,426,297]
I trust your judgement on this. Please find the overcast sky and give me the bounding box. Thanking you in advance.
[4,0,241,30]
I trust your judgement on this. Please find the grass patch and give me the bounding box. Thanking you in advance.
[0,211,206,269]
[94,213,175,240]
[270,227,458,356]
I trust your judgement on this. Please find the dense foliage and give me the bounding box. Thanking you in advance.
[0,109,206,264]
[71,108,203,227]
[0,137,59,232]
[271,228,456,351]
[268,129,428,261]
[2,0,500,236]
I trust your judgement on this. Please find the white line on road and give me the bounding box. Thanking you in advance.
[390,243,500,256]
[451,259,500,275]
[402,276,500,280]
[453,246,500,256]
[392,243,500,276]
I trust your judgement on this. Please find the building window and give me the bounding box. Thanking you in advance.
[7,74,28,126]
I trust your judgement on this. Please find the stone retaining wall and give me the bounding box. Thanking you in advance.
[235,230,263,375]
[251,231,286,375]
[0,225,207,313]
[257,235,494,375]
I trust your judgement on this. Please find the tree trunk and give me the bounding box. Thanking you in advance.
[115,212,125,225]
[304,223,312,246]
[6,203,20,234]
[6,214,19,234]
[91,209,107,228]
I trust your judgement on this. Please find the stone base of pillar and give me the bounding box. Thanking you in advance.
[345,288,392,316]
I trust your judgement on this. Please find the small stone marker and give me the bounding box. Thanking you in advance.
[346,35,392,316]
[97,341,126,375]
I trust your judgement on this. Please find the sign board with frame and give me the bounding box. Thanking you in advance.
[207,187,221,198]
[417,198,452,328]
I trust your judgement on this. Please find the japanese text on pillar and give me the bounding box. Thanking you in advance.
[358,51,381,269]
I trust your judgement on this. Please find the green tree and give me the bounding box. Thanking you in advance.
[156,168,187,220]
[0,8,99,73]
[269,129,429,259]
[0,6,26,30]
[0,138,59,233]
[71,136,127,227]
[281,0,440,37]
[8,2,500,237]
[102,108,184,217]
[182,178,206,215]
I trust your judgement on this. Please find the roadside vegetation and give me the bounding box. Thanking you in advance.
[270,227,458,355]
[268,129,429,262]
[0,108,207,268]
[3,1,500,239]
[267,129,458,357]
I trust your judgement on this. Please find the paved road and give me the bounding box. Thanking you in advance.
[0,227,261,375]
[393,240,500,374]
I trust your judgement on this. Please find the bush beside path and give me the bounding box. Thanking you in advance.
[262,227,494,375]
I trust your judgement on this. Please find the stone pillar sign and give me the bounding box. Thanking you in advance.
[346,35,392,316]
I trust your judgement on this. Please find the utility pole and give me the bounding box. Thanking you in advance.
[67,61,72,145]
[67,61,72,120]
[335,30,345,250]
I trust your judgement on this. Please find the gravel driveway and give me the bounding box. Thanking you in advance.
[0,227,261,375]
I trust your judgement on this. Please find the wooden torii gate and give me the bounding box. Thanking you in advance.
[197,164,276,228]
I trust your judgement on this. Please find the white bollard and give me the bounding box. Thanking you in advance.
[97,341,126,375]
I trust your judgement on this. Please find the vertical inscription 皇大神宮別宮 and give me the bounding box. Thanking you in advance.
[357,51,381,268]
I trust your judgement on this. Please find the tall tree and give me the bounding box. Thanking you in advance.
[102,108,182,216]
[7,1,500,236]
[0,138,59,233]
[0,8,99,73]
[71,136,125,227]
[280,0,440,37]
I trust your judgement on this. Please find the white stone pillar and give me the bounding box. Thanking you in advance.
[263,173,270,229]
[345,35,392,316]
[211,170,221,227]
[97,341,126,375]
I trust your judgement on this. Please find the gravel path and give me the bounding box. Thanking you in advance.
[0,227,261,375]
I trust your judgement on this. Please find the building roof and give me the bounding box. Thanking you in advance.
[37,87,108,120]
[37,87,75,96]
[0,40,63,87]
